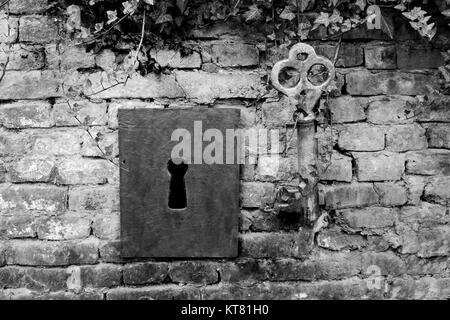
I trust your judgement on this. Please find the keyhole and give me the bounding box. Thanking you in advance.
[167,158,188,209]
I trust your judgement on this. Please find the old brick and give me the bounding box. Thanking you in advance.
[240,182,275,208]
[364,44,397,69]
[241,209,299,232]
[19,16,59,43]
[405,256,448,276]
[0,45,45,71]
[317,227,366,251]
[0,266,67,291]
[406,150,450,175]
[256,155,297,182]
[0,130,30,157]
[416,97,450,122]
[386,124,427,152]
[367,97,416,124]
[80,264,122,288]
[0,215,36,238]
[169,262,219,285]
[0,17,18,43]
[219,259,270,283]
[0,184,66,213]
[423,177,450,205]
[69,185,119,212]
[211,43,259,67]
[400,202,449,225]
[327,96,367,123]
[36,214,91,240]
[0,71,61,100]
[83,72,184,99]
[46,45,95,71]
[389,277,450,299]
[374,182,408,206]
[81,128,118,159]
[426,124,450,149]
[2,238,99,266]
[0,101,53,128]
[311,252,362,280]
[8,157,55,183]
[361,252,406,276]
[396,44,444,69]
[354,152,405,181]
[338,123,385,151]
[9,0,48,14]
[0,289,103,300]
[403,175,429,205]
[107,285,200,300]
[29,129,82,156]
[98,240,123,263]
[175,71,265,103]
[321,183,379,209]
[262,96,296,127]
[150,48,202,69]
[397,224,449,257]
[240,232,302,258]
[315,43,363,67]
[320,152,353,182]
[95,49,117,72]
[54,100,107,127]
[123,262,169,285]
[338,207,397,231]
[92,213,120,240]
[346,70,439,96]
[57,158,116,185]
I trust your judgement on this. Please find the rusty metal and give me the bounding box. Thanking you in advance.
[271,43,335,224]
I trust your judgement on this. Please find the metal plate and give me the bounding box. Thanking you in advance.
[119,108,240,258]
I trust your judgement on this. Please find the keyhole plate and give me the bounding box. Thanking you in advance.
[119,108,240,258]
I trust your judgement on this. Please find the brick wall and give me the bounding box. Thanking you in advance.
[0,0,449,300]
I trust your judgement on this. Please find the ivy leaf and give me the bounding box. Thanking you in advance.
[380,13,394,39]
[106,10,118,25]
[94,22,104,33]
[355,0,366,11]
[156,14,173,24]
[280,7,296,21]
[313,12,330,29]
[244,4,262,22]
[299,0,312,13]
[298,16,311,40]
[176,0,188,13]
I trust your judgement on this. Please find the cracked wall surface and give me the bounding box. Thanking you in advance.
[0,0,449,300]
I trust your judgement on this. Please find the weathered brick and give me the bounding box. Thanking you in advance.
[81,128,118,159]
[361,252,406,276]
[123,262,169,285]
[364,44,397,69]
[374,182,408,206]
[0,17,18,43]
[256,155,297,182]
[0,184,66,213]
[82,72,184,99]
[389,277,450,299]
[0,101,53,128]
[150,48,202,69]
[406,150,450,175]
[404,256,448,276]
[320,152,353,182]
[262,96,296,127]
[69,185,119,212]
[54,100,107,127]
[19,16,59,43]
[426,124,450,149]
[315,43,363,67]
[367,97,416,124]
[396,44,445,69]
[36,214,91,240]
[107,285,200,300]
[416,97,450,122]
[0,130,30,157]
[0,71,61,100]
[354,152,405,181]
[423,177,450,205]
[98,240,123,263]
[0,289,103,300]
[0,45,45,71]
[346,70,439,96]
[45,44,95,71]
[327,96,367,123]
[79,264,122,288]
[240,182,275,208]
[310,252,362,280]
[338,124,385,151]
[219,259,270,283]
[386,124,427,152]
[0,215,36,239]
[92,213,120,240]
[29,129,82,156]
[321,183,379,209]
[0,266,67,291]
[317,227,366,251]
[400,202,449,225]
[403,175,429,205]
[57,158,116,185]
[241,209,300,232]
[95,49,117,73]
[397,224,449,257]
[9,0,48,14]
[1,238,99,266]
[175,71,265,103]
[8,157,55,183]
[211,43,259,67]
[240,232,303,258]
[338,207,397,231]
[107,100,163,129]
[169,262,219,285]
